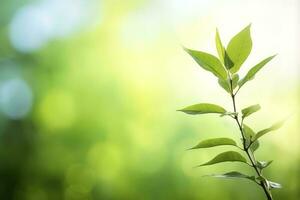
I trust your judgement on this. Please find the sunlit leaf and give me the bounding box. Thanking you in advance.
[184,47,227,80]
[178,103,226,115]
[227,24,252,73]
[189,138,237,150]
[242,104,261,119]
[215,29,234,70]
[205,171,256,183]
[238,55,276,88]
[218,78,231,93]
[256,161,273,170]
[215,28,225,65]
[198,151,247,166]
[253,121,284,141]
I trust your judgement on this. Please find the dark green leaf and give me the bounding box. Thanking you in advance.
[227,24,252,73]
[205,171,256,183]
[231,74,239,90]
[257,161,273,170]
[253,121,284,141]
[238,55,276,88]
[178,103,226,115]
[184,48,227,80]
[242,104,261,119]
[190,138,237,150]
[198,151,247,166]
[215,29,225,64]
[224,51,234,69]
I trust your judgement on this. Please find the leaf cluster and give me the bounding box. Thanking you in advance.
[179,24,283,192]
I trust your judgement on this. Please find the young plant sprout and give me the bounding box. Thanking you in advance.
[178,24,283,200]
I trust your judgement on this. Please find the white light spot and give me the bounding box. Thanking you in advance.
[0,79,33,119]
[9,5,54,52]
[120,6,161,48]
[9,0,101,53]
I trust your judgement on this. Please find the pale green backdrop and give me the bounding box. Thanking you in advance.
[0,0,299,199]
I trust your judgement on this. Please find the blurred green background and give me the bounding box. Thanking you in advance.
[0,0,299,199]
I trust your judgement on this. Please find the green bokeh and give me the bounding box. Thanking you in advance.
[0,0,299,199]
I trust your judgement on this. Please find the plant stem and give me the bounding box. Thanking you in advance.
[229,79,273,200]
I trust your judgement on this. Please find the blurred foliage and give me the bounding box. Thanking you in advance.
[0,0,299,200]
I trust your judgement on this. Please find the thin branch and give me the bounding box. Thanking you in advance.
[228,76,273,200]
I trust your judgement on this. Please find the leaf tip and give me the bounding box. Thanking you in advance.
[182,46,190,53]
[186,147,194,151]
[271,54,278,59]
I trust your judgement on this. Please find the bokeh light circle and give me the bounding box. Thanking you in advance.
[0,78,33,119]
[9,5,53,52]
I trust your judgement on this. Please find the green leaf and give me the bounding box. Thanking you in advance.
[257,161,273,170]
[198,151,247,166]
[218,78,231,93]
[224,51,234,69]
[243,124,259,152]
[243,124,255,141]
[250,140,260,152]
[227,24,252,73]
[218,74,239,93]
[184,48,227,80]
[205,171,256,183]
[178,103,226,115]
[253,121,284,141]
[242,104,261,119]
[189,138,237,150]
[215,29,234,70]
[231,74,239,90]
[238,55,276,88]
[215,29,225,65]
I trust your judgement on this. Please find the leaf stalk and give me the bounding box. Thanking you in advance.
[229,76,273,200]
